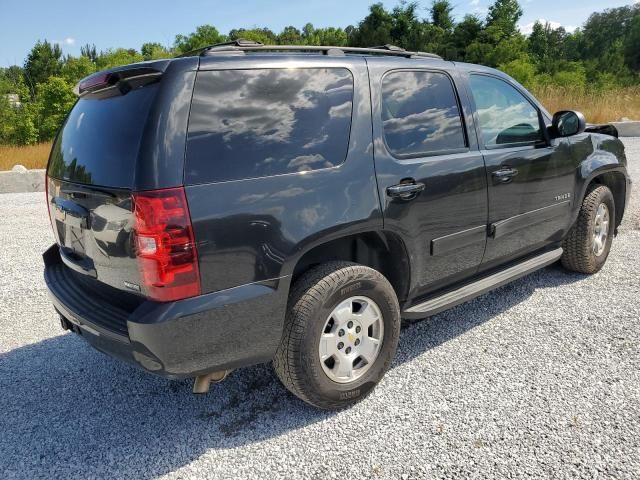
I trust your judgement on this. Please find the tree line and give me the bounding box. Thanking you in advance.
[0,0,638,146]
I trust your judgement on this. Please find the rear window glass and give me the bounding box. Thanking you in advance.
[47,84,158,188]
[381,70,466,157]
[185,68,354,184]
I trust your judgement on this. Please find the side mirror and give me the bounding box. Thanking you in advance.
[552,110,586,137]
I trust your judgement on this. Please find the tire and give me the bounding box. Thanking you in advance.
[561,185,615,274]
[274,261,400,409]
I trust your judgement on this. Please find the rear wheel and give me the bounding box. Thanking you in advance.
[274,261,400,409]
[562,185,615,274]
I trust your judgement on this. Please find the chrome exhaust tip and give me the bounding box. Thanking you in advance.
[192,370,231,394]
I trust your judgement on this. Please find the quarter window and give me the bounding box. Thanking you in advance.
[381,71,466,157]
[186,68,354,184]
[468,75,543,147]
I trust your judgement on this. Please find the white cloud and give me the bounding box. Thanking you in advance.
[519,19,576,36]
[63,37,75,46]
[469,0,479,5]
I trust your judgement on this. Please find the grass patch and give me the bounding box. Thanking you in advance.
[534,86,640,124]
[0,143,52,171]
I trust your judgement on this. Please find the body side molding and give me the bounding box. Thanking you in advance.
[491,201,571,239]
[431,225,487,256]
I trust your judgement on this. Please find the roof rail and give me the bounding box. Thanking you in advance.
[176,39,442,59]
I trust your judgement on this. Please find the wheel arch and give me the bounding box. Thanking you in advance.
[289,230,411,305]
[578,168,628,232]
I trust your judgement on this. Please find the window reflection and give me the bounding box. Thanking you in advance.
[469,75,542,147]
[381,71,466,157]
[186,68,354,184]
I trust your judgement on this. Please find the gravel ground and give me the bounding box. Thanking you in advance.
[1,139,639,480]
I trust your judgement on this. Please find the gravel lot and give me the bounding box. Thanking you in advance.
[1,139,639,480]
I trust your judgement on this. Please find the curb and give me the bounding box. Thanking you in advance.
[0,168,45,193]
[612,122,640,137]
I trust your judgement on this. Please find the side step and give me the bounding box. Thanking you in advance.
[402,248,563,319]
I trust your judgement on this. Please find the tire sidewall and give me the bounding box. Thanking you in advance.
[296,269,400,406]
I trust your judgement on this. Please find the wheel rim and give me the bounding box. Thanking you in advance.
[593,203,610,257]
[318,296,384,384]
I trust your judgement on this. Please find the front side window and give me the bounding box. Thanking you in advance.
[381,70,466,157]
[186,68,354,184]
[468,75,543,147]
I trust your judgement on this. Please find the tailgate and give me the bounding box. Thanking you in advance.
[47,178,142,295]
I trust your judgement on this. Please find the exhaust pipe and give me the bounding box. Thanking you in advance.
[193,370,231,394]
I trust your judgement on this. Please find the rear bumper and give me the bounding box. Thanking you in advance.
[44,245,289,379]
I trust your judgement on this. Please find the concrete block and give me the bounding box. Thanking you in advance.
[612,122,640,137]
[0,168,46,193]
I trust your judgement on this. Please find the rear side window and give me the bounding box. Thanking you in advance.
[381,70,466,158]
[47,84,158,188]
[185,68,354,184]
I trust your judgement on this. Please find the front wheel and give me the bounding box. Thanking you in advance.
[562,185,616,274]
[273,261,400,409]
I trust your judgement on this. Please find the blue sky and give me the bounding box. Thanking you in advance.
[0,0,637,67]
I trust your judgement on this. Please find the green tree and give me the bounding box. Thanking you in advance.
[552,62,587,90]
[174,25,226,54]
[0,66,25,93]
[14,105,38,145]
[528,21,568,73]
[228,28,277,44]
[465,41,493,64]
[314,28,348,46]
[61,56,96,85]
[486,0,523,38]
[24,40,63,95]
[452,15,483,60]
[431,0,455,33]
[349,3,394,47]
[80,44,98,63]
[580,5,638,61]
[96,49,144,70]
[141,42,171,60]
[624,14,640,72]
[278,26,303,45]
[490,35,527,66]
[35,76,76,141]
[499,57,536,87]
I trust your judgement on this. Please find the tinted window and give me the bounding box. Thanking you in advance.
[469,75,542,147]
[47,84,158,188]
[381,71,466,157]
[185,68,354,184]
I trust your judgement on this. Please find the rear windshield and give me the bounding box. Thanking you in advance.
[185,68,354,184]
[47,84,158,188]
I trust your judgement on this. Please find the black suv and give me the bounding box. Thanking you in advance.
[44,42,631,409]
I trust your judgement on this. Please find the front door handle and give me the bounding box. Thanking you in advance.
[492,167,519,184]
[387,182,426,201]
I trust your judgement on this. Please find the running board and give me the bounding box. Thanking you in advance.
[403,248,563,319]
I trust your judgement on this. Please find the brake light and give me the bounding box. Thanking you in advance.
[78,73,115,94]
[132,187,201,302]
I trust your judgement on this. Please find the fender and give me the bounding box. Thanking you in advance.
[570,134,630,228]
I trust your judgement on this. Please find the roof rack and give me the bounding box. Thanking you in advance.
[176,39,442,60]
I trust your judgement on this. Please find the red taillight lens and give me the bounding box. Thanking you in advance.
[78,73,114,94]
[132,187,201,302]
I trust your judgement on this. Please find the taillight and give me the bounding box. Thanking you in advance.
[132,187,201,302]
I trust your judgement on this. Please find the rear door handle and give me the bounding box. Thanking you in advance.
[492,167,519,183]
[386,182,426,201]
